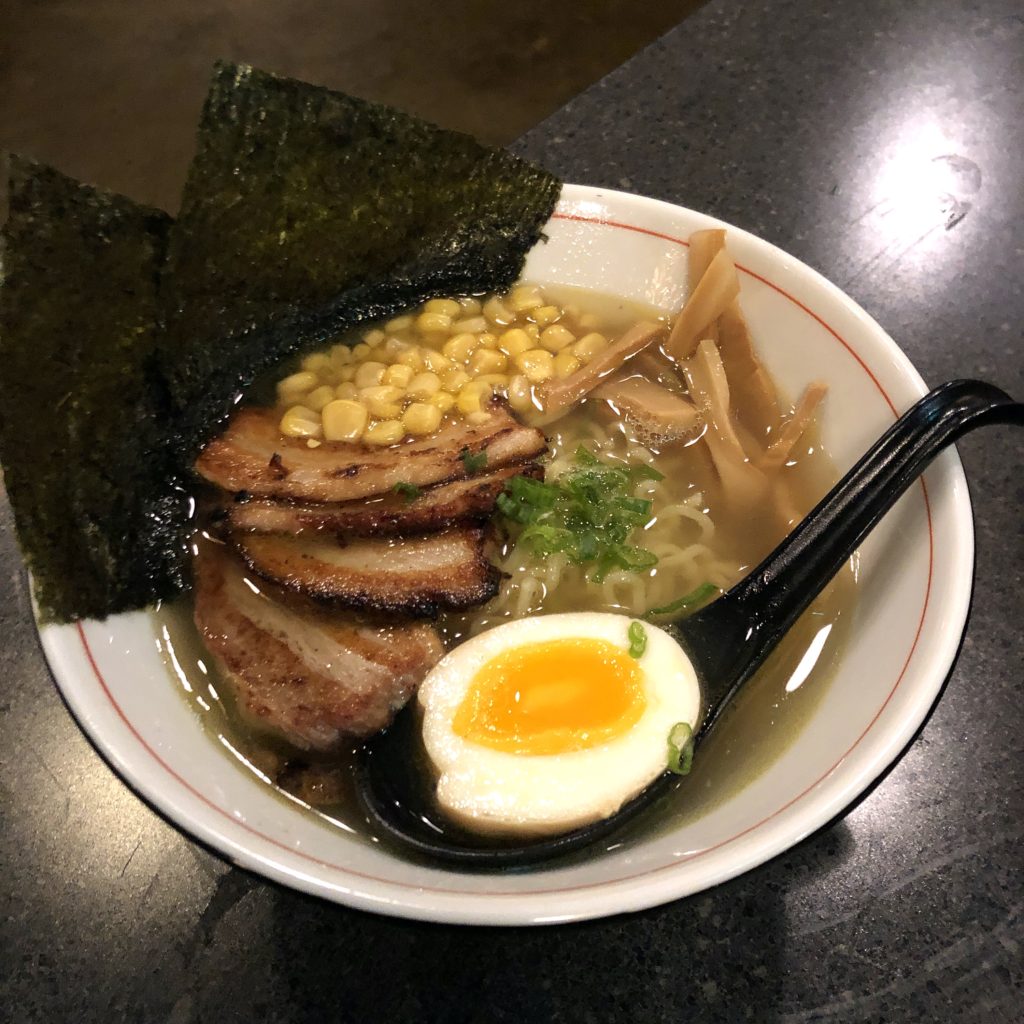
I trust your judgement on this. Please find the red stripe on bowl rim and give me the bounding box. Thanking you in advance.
[74,213,935,898]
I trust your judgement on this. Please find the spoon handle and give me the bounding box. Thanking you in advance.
[680,379,1023,733]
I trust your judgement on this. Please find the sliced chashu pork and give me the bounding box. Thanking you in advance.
[228,463,542,537]
[236,526,500,617]
[195,403,547,503]
[193,542,444,750]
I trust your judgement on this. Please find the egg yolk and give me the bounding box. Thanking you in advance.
[451,638,647,755]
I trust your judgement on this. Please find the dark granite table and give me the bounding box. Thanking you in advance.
[2,0,1021,1020]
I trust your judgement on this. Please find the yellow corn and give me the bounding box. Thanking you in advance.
[301,352,334,377]
[507,375,533,412]
[456,380,493,415]
[424,298,462,318]
[429,391,456,413]
[330,344,354,365]
[383,363,415,388]
[531,304,562,328]
[305,384,337,412]
[513,348,555,383]
[476,373,510,390]
[280,405,323,439]
[276,371,319,402]
[351,343,372,360]
[477,331,499,350]
[416,311,453,334]
[578,312,602,331]
[402,402,443,436]
[483,296,515,326]
[394,346,425,371]
[354,361,388,388]
[468,348,508,376]
[524,323,540,340]
[407,371,442,399]
[322,400,368,442]
[467,411,492,425]
[335,381,359,401]
[338,364,357,383]
[363,419,406,446]
[359,384,404,419]
[385,314,414,333]
[363,328,387,347]
[383,337,409,361]
[422,349,454,374]
[442,332,480,363]
[572,332,608,361]
[441,368,472,393]
[539,324,576,353]
[452,315,488,334]
[554,351,581,379]
[498,328,534,357]
[508,285,544,313]
[458,296,482,316]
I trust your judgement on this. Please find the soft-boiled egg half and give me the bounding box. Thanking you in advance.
[418,612,701,837]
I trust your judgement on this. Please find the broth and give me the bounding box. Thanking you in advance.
[158,284,858,855]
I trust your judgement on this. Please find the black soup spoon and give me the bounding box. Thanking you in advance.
[353,379,1023,868]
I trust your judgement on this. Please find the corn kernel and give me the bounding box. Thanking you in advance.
[307,439,322,448]
[508,285,544,313]
[476,373,510,390]
[330,344,354,365]
[524,323,540,340]
[477,331,499,349]
[352,343,372,360]
[441,333,478,363]
[402,401,443,436]
[407,371,441,399]
[359,384,405,419]
[467,410,492,425]
[554,351,581,379]
[468,348,508,376]
[396,347,426,372]
[424,298,462,318]
[572,332,609,361]
[531,304,562,328]
[383,337,409,361]
[384,363,415,388]
[441,368,472,393]
[301,352,334,377]
[305,384,337,412]
[456,380,493,415]
[513,348,555,383]
[322,400,368,442]
[363,328,386,347]
[498,328,534,357]
[430,391,456,413]
[335,381,359,401]
[422,349,454,374]
[539,324,576,353]
[338,365,357,383]
[483,296,515,326]
[452,315,488,334]
[354,361,388,388]
[385,315,414,333]
[364,419,406,446]
[458,296,482,315]
[277,371,319,401]
[579,312,601,331]
[507,374,534,412]
[416,311,453,334]
[280,405,323,439]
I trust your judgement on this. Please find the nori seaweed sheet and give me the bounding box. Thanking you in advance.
[159,61,561,458]
[0,157,190,621]
[0,63,560,622]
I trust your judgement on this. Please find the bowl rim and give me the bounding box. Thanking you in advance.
[34,183,975,925]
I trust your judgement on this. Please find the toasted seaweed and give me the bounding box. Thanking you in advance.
[0,157,189,621]
[159,61,561,458]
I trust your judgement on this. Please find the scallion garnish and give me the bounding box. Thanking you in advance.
[667,722,695,775]
[646,582,718,619]
[392,481,422,503]
[627,621,647,658]
[460,446,488,474]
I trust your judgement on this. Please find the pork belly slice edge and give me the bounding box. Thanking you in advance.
[193,543,445,750]
[195,404,547,502]
[235,526,501,617]
[227,462,543,537]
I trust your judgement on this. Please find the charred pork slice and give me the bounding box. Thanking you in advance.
[193,543,444,750]
[228,463,543,537]
[195,404,547,503]
[236,526,500,617]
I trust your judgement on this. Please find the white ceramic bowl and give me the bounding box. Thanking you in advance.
[36,184,974,925]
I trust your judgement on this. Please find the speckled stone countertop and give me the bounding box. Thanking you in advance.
[2,0,1021,1021]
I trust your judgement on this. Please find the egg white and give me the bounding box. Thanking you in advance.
[418,612,701,837]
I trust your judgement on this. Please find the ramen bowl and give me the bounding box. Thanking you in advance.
[36,184,973,925]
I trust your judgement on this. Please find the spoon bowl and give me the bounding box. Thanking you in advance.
[354,379,1023,867]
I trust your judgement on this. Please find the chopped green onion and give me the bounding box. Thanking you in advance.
[460,446,488,474]
[495,446,660,582]
[627,621,647,659]
[646,582,719,619]
[392,481,422,503]
[667,722,695,775]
